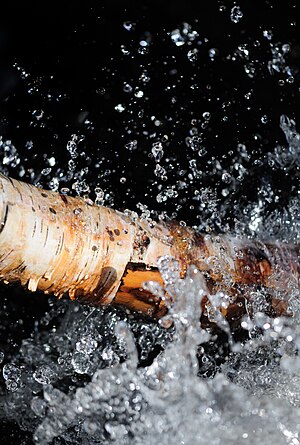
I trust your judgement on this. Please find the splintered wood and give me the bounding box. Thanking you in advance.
[0,173,299,325]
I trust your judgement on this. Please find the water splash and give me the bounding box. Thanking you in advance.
[0,252,300,444]
[2,7,300,443]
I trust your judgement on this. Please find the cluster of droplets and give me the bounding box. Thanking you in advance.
[2,14,300,228]
[0,138,23,177]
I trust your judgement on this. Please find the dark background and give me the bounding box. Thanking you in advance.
[0,0,299,223]
[0,1,300,443]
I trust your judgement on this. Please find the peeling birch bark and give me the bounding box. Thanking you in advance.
[0,173,299,323]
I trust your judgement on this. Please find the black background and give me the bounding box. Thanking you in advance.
[0,0,299,223]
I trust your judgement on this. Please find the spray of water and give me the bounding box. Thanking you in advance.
[2,10,300,443]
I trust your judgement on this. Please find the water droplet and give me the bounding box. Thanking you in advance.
[154,164,167,179]
[125,140,138,151]
[198,147,207,157]
[123,83,133,93]
[230,6,243,23]
[115,104,126,112]
[244,63,256,78]
[152,142,164,161]
[222,172,232,183]
[123,21,135,31]
[208,48,219,59]
[41,168,52,176]
[187,48,198,62]
[134,89,144,98]
[282,43,291,54]
[48,157,56,167]
[202,111,211,120]
[263,29,273,40]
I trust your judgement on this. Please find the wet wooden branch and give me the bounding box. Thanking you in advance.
[0,173,298,325]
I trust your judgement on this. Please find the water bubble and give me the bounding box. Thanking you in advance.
[261,115,268,124]
[230,6,243,23]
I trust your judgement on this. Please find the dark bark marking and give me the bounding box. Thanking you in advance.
[43,226,49,247]
[60,194,68,205]
[32,219,37,238]
[0,204,9,235]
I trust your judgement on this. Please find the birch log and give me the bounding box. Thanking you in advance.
[0,173,298,322]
